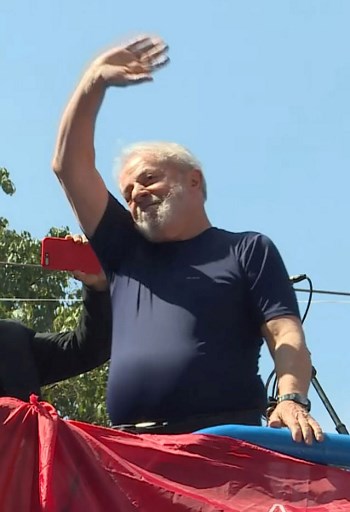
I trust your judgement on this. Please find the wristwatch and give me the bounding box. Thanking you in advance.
[277,393,311,412]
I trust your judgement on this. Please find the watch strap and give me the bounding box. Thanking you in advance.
[277,393,311,412]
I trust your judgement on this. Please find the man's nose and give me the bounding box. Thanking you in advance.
[132,184,149,203]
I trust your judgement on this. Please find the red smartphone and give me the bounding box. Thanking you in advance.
[41,237,102,274]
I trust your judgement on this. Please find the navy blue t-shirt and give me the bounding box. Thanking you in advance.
[90,193,300,425]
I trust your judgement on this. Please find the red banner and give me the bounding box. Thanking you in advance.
[0,396,349,512]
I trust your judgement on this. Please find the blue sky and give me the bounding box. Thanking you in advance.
[1,0,350,434]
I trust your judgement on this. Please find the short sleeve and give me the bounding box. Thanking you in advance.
[239,233,300,324]
[88,192,140,273]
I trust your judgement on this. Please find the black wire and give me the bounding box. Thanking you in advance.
[301,277,313,324]
[294,287,350,297]
[265,369,275,391]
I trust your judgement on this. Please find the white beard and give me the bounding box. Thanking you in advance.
[134,183,184,241]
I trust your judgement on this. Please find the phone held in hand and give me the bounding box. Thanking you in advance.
[41,237,102,274]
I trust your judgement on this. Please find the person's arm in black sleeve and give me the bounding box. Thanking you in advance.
[0,320,41,400]
[32,282,112,387]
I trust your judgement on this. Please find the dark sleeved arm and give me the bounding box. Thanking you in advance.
[0,320,41,400]
[239,233,300,325]
[31,285,112,386]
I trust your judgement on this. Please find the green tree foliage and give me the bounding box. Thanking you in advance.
[0,168,109,425]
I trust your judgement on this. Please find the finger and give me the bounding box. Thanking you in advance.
[146,54,170,72]
[277,413,303,442]
[131,43,169,71]
[291,424,303,443]
[267,409,283,428]
[65,234,84,243]
[124,73,154,84]
[296,413,314,445]
[126,36,152,51]
[268,406,303,441]
[308,417,324,442]
[268,418,283,428]
[126,36,164,55]
[72,270,87,280]
[279,409,313,444]
[139,42,169,63]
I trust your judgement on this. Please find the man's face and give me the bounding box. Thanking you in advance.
[119,154,189,241]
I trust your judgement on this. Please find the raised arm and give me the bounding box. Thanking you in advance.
[52,36,169,236]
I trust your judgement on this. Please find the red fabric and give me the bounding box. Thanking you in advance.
[0,396,349,512]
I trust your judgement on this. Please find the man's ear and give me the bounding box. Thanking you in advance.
[189,168,203,191]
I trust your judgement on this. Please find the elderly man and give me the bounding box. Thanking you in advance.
[52,36,323,443]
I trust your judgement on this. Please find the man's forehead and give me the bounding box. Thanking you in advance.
[119,154,175,187]
[121,154,157,178]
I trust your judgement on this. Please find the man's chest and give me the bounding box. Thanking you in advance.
[111,251,248,319]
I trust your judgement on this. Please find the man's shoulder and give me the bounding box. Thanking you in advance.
[213,227,270,246]
[210,228,279,264]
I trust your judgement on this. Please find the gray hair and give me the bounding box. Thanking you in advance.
[117,141,207,200]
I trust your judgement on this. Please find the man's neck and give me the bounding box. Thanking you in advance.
[164,214,212,242]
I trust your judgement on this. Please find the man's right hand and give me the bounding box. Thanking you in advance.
[52,35,169,238]
[88,36,169,88]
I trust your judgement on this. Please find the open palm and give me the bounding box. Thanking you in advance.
[93,36,169,86]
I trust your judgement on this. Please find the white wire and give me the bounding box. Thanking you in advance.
[0,298,82,303]
[0,261,42,269]
[298,300,350,304]
[1,261,350,304]
[0,298,348,304]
